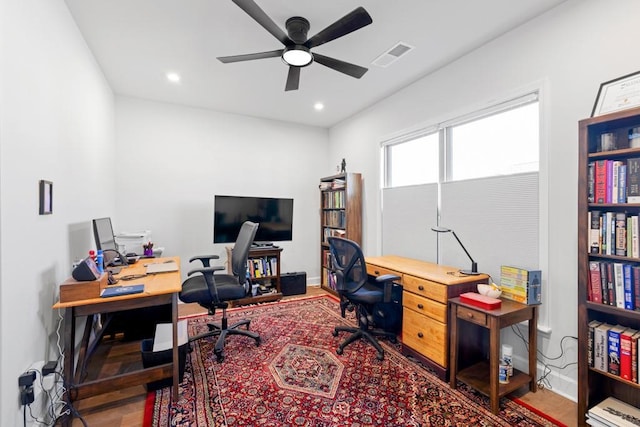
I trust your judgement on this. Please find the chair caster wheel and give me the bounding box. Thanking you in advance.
[376,353,384,361]
[332,330,339,337]
[389,336,397,344]
[336,347,344,355]
[255,338,261,347]
[215,352,224,363]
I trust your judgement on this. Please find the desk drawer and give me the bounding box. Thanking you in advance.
[403,275,447,303]
[456,306,487,326]
[366,264,402,283]
[402,291,446,323]
[402,308,447,367]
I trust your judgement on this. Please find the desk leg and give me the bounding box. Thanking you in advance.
[171,293,179,401]
[489,317,500,415]
[61,307,75,427]
[449,304,459,389]
[529,307,538,392]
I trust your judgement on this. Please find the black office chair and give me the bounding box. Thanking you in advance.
[179,221,261,362]
[327,237,400,361]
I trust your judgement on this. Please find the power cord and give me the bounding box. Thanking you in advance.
[510,324,578,390]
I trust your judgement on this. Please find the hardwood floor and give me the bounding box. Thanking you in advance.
[66,286,576,426]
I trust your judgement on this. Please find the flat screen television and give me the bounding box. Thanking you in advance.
[213,195,294,244]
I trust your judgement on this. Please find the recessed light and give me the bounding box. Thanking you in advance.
[314,102,324,111]
[166,72,181,83]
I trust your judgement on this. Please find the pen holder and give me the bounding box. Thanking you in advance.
[143,242,154,257]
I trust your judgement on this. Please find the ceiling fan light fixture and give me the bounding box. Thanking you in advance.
[282,46,313,67]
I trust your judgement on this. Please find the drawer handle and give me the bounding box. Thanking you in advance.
[417,303,424,309]
[418,285,424,291]
[417,332,424,338]
[467,313,474,319]
[374,270,380,275]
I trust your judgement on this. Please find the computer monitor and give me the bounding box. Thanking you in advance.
[92,217,117,251]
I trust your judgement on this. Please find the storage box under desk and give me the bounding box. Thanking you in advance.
[59,274,108,303]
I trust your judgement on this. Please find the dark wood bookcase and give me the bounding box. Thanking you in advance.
[578,106,640,425]
[226,246,282,306]
[319,173,362,295]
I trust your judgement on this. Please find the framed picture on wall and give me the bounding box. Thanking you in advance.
[592,70,640,117]
[39,180,53,215]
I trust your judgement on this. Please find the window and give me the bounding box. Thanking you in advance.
[448,102,539,181]
[383,93,539,187]
[385,132,439,187]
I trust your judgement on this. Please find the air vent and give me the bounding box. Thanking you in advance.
[372,42,414,68]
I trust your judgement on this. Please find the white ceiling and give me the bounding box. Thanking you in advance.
[64,0,567,128]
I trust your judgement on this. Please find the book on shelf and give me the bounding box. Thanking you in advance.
[607,324,626,376]
[590,210,602,254]
[588,397,640,427]
[620,328,638,381]
[594,160,607,204]
[634,265,640,312]
[632,330,640,383]
[623,263,635,311]
[593,323,611,372]
[600,262,610,306]
[632,215,639,258]
[589,261,603,304]
[588,320,602,368]
[606,262,615,306]
[588,162,595,203]
[614,263,625,309]
[627,157,640,203]
[615,212,627,256]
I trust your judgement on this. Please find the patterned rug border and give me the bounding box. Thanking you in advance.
[145,295,564,426]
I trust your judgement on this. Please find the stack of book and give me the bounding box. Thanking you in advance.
[587,397,640,426]
[588,157,640,205]
[588,210,640,258]
[499,265,542,305]
[588,321,640,383]
[588,260,638,310]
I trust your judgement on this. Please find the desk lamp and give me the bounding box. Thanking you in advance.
[431,226,479,275]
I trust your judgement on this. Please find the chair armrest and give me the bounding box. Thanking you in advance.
[189,254,221,268]
[187,266,225,276]
[374,274,401,302]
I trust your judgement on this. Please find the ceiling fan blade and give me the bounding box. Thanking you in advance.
[217,49,283,63]
[232,0,293,46]
[285,66,301,91]
[305,7,372,49]
[313,53,368,79]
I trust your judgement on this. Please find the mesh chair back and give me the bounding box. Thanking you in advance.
[327,237,368,294]
[231,221,259,279]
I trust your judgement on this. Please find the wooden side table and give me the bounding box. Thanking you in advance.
[449,297,538,414]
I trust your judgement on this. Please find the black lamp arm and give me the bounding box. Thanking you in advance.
[450,230,477,273]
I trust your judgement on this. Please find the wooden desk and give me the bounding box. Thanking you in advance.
[366,255,489,380]
[449,297,537,414]
[53,256,182,425]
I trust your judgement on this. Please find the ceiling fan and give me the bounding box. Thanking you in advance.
[217,0,373,91]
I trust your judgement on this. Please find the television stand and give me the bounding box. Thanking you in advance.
[225,246,283,307]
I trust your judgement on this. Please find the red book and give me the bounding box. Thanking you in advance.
[620,328,637,381]
[594,160,607,204]
[632,331,640,383]
[589,261,602,303]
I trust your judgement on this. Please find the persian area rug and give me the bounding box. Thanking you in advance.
[144,295,561,426]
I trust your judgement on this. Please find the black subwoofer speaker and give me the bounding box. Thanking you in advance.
[281,272,306,296]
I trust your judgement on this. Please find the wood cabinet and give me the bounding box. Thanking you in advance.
[366,255,489,380]
[578,107,640,425]
[319,173,362,294]
[226,246,283,306]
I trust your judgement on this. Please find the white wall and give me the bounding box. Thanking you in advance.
[329,0,640,401]
[114,97,329,283]
[0,0,115,424]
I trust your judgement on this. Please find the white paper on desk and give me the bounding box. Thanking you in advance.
[153,320,188,352]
